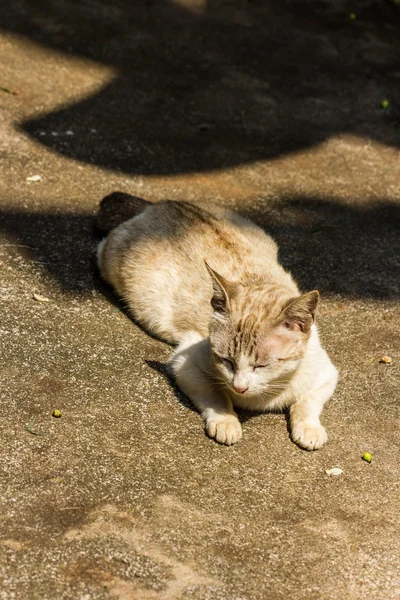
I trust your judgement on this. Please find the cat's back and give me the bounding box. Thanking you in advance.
[98,200,287,343]
[101,200,277,277]
[140,200,278,271]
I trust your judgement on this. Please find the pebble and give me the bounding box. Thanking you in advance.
[379,355,392,364]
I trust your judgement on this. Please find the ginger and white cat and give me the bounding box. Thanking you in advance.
[97,194,338,449]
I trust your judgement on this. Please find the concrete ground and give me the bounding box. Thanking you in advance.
[0,1,399,598]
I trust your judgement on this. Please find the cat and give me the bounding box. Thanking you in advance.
[96,193,338,449]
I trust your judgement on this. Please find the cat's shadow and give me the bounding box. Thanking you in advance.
[146,358,279,429]
[145,359,194,413]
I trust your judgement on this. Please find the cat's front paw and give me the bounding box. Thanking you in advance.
[291,420,327,451]
[206,414,242,446]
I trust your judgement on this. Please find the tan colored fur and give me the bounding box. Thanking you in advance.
[97,198,338,449]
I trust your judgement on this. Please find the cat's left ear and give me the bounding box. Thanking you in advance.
[280,290,319,333]
[204,262,235,319]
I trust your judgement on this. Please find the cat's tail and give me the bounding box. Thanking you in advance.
[95,191,151,233]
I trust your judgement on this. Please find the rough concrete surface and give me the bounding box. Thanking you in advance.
[0,1,399,599]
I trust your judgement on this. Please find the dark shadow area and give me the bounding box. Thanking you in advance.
[1,196,398,300]
[245,198,400,299]
[146,359,194,412]
[1,0,400,174]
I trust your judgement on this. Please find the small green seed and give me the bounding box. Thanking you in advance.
[349,13,356,20]
[381,100,389,109]
[362,452,372,463]
[52,409,62,418]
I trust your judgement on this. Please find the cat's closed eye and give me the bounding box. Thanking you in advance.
[254,358,292,368]
[219,357,234,369]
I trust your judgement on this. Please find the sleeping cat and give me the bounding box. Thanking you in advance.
[96,194,338,449]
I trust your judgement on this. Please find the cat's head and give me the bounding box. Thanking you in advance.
[205,263,319,396]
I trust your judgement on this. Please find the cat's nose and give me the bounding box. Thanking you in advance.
[232,373,250,394]
[233,383,248,394]
[233,376,249,394]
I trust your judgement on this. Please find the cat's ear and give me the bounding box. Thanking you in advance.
[280,290,319,333]
[205,262,233,318]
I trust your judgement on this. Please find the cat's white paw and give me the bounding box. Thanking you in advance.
[206,414,242,446]
[291,420,327,451]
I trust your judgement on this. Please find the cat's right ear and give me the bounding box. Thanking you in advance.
[280,290,319,333]
[205,262,232,319]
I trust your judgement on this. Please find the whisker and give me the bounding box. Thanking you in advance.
[257,385,289,400]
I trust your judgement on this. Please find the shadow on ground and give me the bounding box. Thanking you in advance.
[1,196,399,299]
[1,0,400,174]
